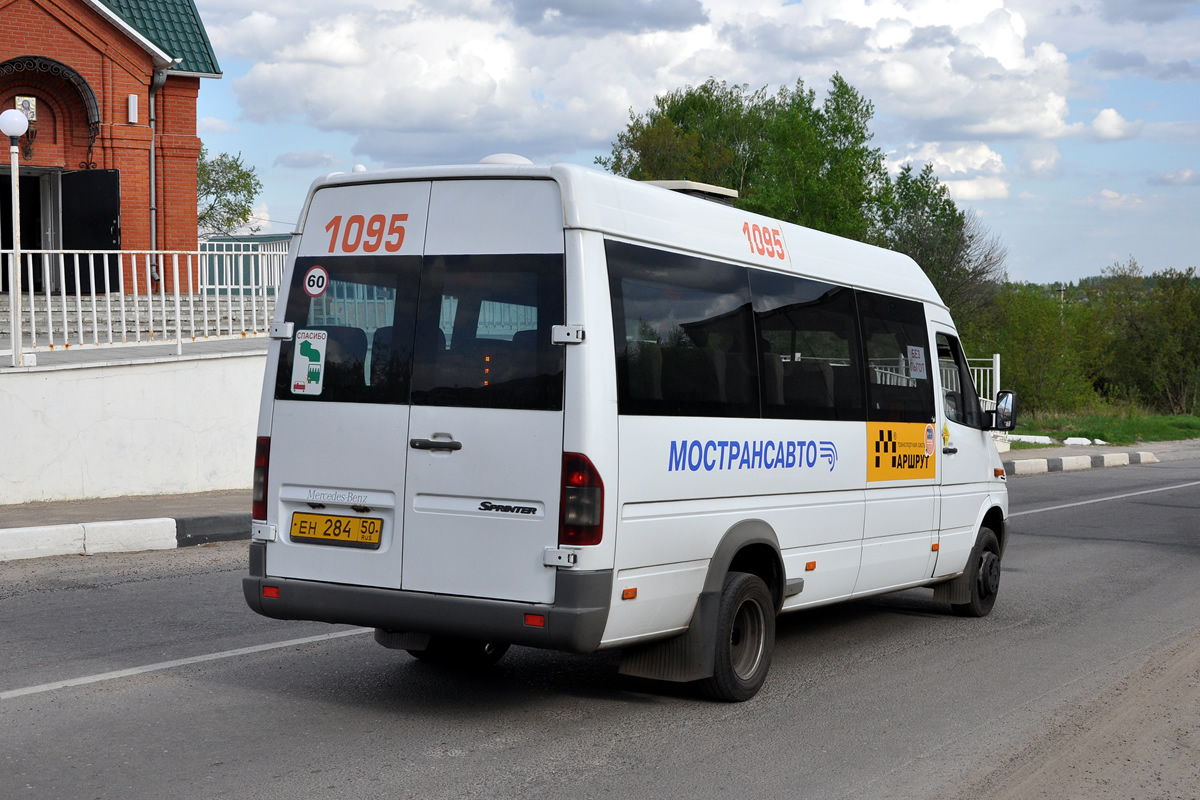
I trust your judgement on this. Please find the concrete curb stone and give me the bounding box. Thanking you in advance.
[0,512,251,563]
[1003,451,1158,477]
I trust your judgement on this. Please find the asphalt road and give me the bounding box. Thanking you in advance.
[2,457,1198,800]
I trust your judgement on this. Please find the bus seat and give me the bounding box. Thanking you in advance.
[320,326,368,386]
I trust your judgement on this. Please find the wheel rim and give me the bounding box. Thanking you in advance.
[978,550,1001,598]
[729,596,766,681]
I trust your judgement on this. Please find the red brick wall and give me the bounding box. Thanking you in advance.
[0,0,206,293]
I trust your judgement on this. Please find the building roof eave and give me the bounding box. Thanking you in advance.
[79,0,175,69]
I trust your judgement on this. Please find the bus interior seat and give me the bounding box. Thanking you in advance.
[319,325,369,386]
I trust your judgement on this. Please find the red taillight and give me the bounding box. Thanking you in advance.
[559,452,603,546]
[252,436,270,522]
[262,586,280,599]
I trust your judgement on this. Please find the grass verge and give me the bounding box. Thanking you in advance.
[1012,413,1200,447]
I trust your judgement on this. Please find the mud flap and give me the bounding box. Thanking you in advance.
[617,590,720,682]
[932,573,971,605]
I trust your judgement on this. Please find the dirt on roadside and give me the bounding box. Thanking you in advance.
[938,627,1200,800]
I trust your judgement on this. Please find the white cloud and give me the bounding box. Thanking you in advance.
[1090,108,1144,140]
[198,116,238,134]
[198,0,1087,167]
[1150,168,1200,186]
[943,177,1011,200]
[1083,189,1145,210]
[273,151,339,169]
[892,141,1006,175]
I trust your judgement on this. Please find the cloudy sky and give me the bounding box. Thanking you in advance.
[192,0,1200,284]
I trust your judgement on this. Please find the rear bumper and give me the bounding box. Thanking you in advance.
[242,543,612,654]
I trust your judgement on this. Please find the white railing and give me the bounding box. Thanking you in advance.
[968,355,1001,409]
[2,241,285,362]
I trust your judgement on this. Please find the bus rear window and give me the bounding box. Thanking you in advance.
[274,256,420,404]
[409,254,564,411]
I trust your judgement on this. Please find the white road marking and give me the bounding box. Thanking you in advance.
[1011,481,1200,518]
[1,628,371,700]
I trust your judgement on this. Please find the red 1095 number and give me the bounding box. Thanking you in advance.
[325,213,408,253]
[743,222,786,260]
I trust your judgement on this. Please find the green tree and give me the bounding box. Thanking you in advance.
[598,75,887,241]
[598,74,1006,319]
[880,163,1006,325]
[1099,259,1200,413]
[986,284,1095,413]
[197,144,263,238]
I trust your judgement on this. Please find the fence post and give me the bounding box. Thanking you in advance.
[993,353,1001,401]
[173,253,182,356]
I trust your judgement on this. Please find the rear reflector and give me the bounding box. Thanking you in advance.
[252,437,270,522]
[559,452,604,547]
[524,614,545,628]
[262,586,280,599]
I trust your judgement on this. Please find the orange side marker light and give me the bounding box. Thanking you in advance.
[932,543,940,552]
[805,561,817,571]
[622,587,637,600]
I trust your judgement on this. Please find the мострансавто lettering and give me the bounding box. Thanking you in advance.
[668,439,839,473]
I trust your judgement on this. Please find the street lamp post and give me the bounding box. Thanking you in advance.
[1,108,29,368]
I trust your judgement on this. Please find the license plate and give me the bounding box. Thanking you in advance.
[290,512,383,549]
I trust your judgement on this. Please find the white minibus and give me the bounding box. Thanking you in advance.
[243,157,1018,701]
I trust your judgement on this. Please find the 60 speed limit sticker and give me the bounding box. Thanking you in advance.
[303,265,329,298]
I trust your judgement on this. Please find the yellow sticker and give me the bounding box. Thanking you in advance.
[868,422,936,481]
[942,423,951,447]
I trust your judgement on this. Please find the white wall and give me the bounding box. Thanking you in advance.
[0,354,266,504]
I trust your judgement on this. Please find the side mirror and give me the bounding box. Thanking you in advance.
[990,390,1018,432]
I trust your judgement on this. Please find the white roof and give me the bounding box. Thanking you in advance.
[300,161,946,309]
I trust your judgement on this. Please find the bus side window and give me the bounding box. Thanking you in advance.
[857,291,935,423]
[749,270,864,422]
[606,240,758,419]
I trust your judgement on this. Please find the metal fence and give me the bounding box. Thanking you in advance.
[2,240,286,364]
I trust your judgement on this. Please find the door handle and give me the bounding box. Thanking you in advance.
[943,447,958,455]
[410,438,462,452]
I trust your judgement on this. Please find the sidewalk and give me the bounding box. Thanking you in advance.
[0,489,250,561]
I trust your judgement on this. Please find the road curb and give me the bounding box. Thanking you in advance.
[0,513,251,562]
[1003,451,1159,477]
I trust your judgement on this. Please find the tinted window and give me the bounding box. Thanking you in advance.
[607,240,758,418]
[857,291,935,423]
[410,254,564,411]
[936,332,984,429]
[750,270,864,421]
[274,256,420,404]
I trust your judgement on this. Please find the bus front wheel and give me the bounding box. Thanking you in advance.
[952,527,1001,618]
[701,571,775,702]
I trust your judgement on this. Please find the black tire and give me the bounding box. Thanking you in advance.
[701,571,775,702]
[407,636,510,666]
[952,527,1002,618]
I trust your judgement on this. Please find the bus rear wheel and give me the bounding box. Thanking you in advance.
[952,527,1001,618]
[701,571,775,702]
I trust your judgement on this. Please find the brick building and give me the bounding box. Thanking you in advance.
[0,0,219,293]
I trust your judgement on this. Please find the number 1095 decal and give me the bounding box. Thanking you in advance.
[743,222,787,260]
[325,214,409,253]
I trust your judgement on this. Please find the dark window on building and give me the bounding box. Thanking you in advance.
[750,270,864,421]
[857,291,935,423]
[607,240,758,418]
